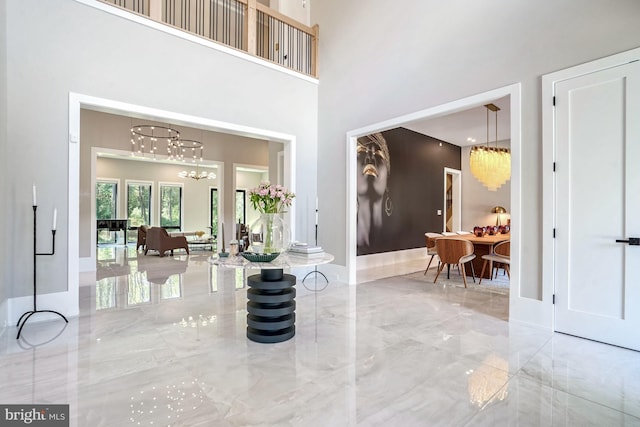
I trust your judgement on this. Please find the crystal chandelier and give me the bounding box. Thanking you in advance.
[469,104,511,191]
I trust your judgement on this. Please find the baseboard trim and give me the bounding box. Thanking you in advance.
[7,291,78,327]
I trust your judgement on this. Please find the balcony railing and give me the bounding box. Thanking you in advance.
[101,0,318,77]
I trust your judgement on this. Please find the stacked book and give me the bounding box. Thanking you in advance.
[288,243,325,258]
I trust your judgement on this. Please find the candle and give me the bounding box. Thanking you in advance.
[32,185,37,206]
[52,208,57,230]
[221,224,225,252]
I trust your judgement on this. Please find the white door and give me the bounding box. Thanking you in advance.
[554,60,640,350]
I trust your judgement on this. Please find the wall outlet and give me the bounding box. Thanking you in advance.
[437,210,442,215]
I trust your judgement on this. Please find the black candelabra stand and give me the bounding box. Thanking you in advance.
[16,206,68,339]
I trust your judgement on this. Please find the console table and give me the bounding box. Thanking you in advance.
[212,252,333,343]
[97,219,129,243]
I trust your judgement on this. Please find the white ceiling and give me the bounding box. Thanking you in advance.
[403,95,511,146]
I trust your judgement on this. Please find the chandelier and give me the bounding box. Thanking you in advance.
[469,104,511,191]
[168,139,203,162]
[178,163,217,180]
[130,125,180,159]
[171,139,216,180]
[129,124,216,180]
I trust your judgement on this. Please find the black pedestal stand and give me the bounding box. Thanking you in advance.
[246,269,296,343]
[16,206,68,339]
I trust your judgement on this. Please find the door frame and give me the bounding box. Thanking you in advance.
[346,83,522,302]
[443,167,461,232]
[542,47,640,329]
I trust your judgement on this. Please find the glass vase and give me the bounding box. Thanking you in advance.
[248,213,290,255]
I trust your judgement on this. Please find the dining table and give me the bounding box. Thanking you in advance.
[439,233,510,279]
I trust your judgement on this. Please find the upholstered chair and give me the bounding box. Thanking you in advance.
[144,227,189,257]
[136,225,148,251]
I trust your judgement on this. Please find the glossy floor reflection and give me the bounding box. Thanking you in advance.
[1,246,639,426]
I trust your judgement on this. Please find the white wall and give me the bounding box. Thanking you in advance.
[3,0,318,304]
[270,0,310,26]
[313,0,640,304]
[0,0,8,334]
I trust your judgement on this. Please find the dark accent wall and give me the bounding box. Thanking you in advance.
[357,127,461,255]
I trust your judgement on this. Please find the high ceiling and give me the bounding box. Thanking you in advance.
[403,95,511,147]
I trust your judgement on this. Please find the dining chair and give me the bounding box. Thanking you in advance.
[479,240,510,284]
[433,238,476,288]
[423,232,443,275]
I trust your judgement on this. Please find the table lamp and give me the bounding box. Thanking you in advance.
[491,206,507,226]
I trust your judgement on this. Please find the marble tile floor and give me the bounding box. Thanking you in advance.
[1,248,639,426]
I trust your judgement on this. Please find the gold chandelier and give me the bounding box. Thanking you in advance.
[469,104,511,191]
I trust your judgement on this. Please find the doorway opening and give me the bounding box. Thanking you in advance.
[68,93,296,315]
[346,84,521,321]
[444,168,461,233]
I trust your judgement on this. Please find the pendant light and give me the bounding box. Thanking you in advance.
[469,104,511,191]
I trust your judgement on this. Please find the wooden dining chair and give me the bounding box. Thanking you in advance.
[479,240,510,284]
[423,232,443,275]
[433,238,476,288]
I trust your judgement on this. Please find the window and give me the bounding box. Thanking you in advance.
[236,189,246,225]
[210,188,219,238]
[160,184,182,230]
[127,182,152,227]
[96,181,117,219]
[96,180,118,244]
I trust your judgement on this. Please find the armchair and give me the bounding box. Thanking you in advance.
[136,225,147,251]
[144,227,189,257]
